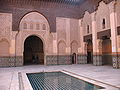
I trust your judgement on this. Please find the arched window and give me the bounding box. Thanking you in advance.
[87,25,90,34]
[102,18,106,29]
[36,23,40,30]
[30,23,33,29]
[23,23,27,29]
[42,24,46,30]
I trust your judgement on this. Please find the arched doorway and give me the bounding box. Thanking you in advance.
[71,41,78,64]
[24,35,44,65]
[87,40,93,64]
[72,53,77,64]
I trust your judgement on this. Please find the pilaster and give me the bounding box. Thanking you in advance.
[66,18,71,54]
[77,19,87,64]
[91,12,103,66]
[52,33,58,55]
[109,1,119,68]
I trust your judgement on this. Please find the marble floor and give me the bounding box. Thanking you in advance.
[0,64,120,90]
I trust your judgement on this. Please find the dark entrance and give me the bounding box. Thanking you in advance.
[72,53,76,64]
[87,40,93,64]
[102,37,112,65]
[24,35,44,65]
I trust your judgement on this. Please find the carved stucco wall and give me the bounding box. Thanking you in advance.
[20,12,49,31]
[56,17,66,42]
[116,0,120,26]
[56,17,80,55]
[0,13,12,41]
[0,39,10,56]
[71,40,78,54]
[70,19,80,54]
[82,11,92,36]
[16,12,52,58]
[116,0,120,52]
[0,13,12,56]
[58,40,66,55]
[96,1,110,32]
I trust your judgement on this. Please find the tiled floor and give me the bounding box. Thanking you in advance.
[0,64,120,90]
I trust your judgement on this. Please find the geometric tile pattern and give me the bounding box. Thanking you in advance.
[46,55,72,65]
[118,55,120,68]
[112,55,119,69]
[0,56,23,67]
[77,55,87,64]
[93,55,102,66]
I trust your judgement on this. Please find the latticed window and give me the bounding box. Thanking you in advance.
[30,23,33,29]
[42,24,46,30]
[36,23,40,30]
[23,23,27,29]
[87,25,90,34]
[102,18,106,29]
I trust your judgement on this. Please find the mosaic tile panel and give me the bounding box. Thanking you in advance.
[46,55,58,65]
[46,55,72,65]
[118,55,120,68]
[0,56,23,67]
[58,55,72,65]
[77,55,87,64]
[93,55,102,66]
[112,55,119,69]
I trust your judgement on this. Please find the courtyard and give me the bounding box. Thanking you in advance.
[0,64,120,90]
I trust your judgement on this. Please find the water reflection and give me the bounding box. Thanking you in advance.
[27,72,103,90]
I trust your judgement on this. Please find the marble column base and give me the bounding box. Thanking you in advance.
[77,55,87,64]
[93,55,102,66]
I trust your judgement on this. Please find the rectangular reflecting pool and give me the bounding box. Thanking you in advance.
[27,72,104,90]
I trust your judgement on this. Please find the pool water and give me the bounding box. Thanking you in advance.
[27,72,103,90]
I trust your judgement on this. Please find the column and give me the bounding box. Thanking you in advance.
[77,19,87,64]
[96,39,103,65]
[52,33,58,65]
[109,1,119,68]
[15,31,23,66]
[53,33,57,54]
[46,33,58,65]
[91,12,102,66]
[65,18,71,64]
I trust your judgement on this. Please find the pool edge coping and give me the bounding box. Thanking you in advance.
[20,70,120,90]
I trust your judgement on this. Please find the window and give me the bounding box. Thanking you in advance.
[36,23,40,30]
[42,24,46,30]
[102,18,105,29]
[23,23,27,29]
[87,25,90,34]
[30,23,33,29]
